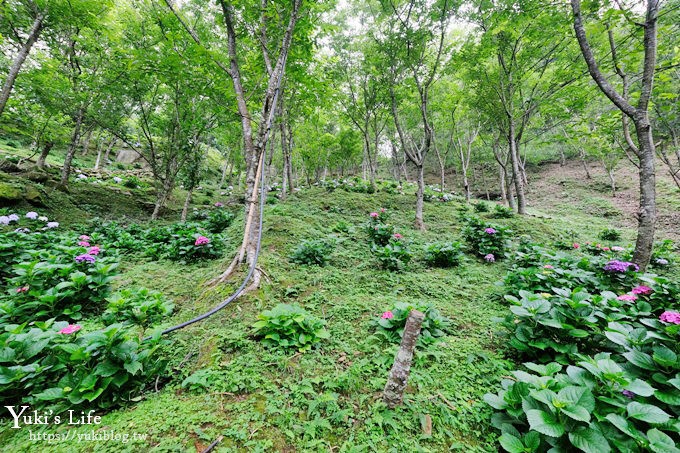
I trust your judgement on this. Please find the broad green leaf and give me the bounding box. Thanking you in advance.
[624,379,655,397]
[647,429,680,453]
[605,413,644,441]
[627,402,671,424]
[499,433,525,453]
[526,409,564,438]
[568,426,611,453]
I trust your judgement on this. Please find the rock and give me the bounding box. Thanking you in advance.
[0,160,21,173]
[22,171,51,183]
[24,186,45,205]
[0,181,22,203]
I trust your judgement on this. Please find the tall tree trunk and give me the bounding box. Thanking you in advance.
[0,13,45,116]
[415,164,425,230]
[59,107,85,189]
[36,141,54,169]
[152,178,174,220]
[102,137,117,165]
[632,114,656,269]
[80,128,94,156]
[219,159,230,188]
[508,122,526,214]
[579,147,592,179]
[180,188,194,222]
[498,163,506,203]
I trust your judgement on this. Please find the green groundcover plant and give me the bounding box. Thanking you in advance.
[252,303,330,352]
[372,301,451,346]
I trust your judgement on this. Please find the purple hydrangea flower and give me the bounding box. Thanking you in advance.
[660,311,680,325]
[75,254,96,264]
[655,258,669,266]
[603,260,639,273]
[484,253,495,262]
[25,211,39,219]
[0,216,9,225]
[622,390,635,399]
[46,222,59,229]
[485,228,497,234]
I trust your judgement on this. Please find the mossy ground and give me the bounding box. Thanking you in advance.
[1,147,678,451]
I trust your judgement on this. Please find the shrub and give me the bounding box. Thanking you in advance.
[123,176,140,189]
[462,216,509,261]
[0,320,166,411]
[2,243,118,323]
[598,228,622,242]
[144,223,224,262]
[252,303,329,351]
[203,208,235,233]
[102,288,174,327]
[372,236,412,271]
[491,204,514,219]
[331,221,354,235]
[424,241,464,267]
[372,301,451,346]
[487,239,680,452]
[473,201,489,212]
[289,238,335,266]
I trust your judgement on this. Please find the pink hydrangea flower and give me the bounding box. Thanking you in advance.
[195,236,210,246]
[659,311,680,325]
[543,265,554,269]
[88,246,100,256]
[573,243,580,249]
[370,212,379,218]
[16,286,29,293]
[393,233,403,240]
[485,228,497,234]
[381,311,394,319]
[631,285,653,295]
[617,294,637,302]
[214,202,224,207]
[78,241,90,247]
[380,208,386,213]
[602,246,611,251]
[79,235,90,240]
[612,246,624,252]
[58,324,82,335]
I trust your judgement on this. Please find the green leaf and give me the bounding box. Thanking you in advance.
[627,402,670,424]
[499,433,525,453]
[568,426,611,453]
[484,392,508,410]
[647,429,680,453]
[653,346,677,367]
[624,379,655,397]
[655,390,680,405]
[526,409,564,438]
[34,387,65,401]
[123,361,142,375]
[605,413,644,441]
[623,351,656,370]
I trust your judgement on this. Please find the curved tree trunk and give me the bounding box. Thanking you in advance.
[59,107,85,189]
[632,114,656,269]
[180,188,194,222]
[415,164,425,230]
[0,13,45,117]
[36,141,54,170]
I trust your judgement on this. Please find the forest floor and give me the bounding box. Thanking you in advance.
[0,147,679,451]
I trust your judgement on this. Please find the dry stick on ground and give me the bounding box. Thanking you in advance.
[383,310,425,408]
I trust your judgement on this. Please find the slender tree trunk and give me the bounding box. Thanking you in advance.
[180,188,194,222]
[415,164,425,230]
[579,147,592,179]
[498,163,506,203]
[102,137,117,165]
[80,128,94,156]
[508,122,526,214]
[0,13,45,116]
[152,178,174,220]
[59,107,85,189]
[504,161,515,210]
[632,114,656,269]
[605,164,616,196]
[219,159,230,188]
[36,141,54,169]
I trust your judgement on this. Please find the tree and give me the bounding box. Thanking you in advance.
[380,0,454,230]
[570,0,661,270]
